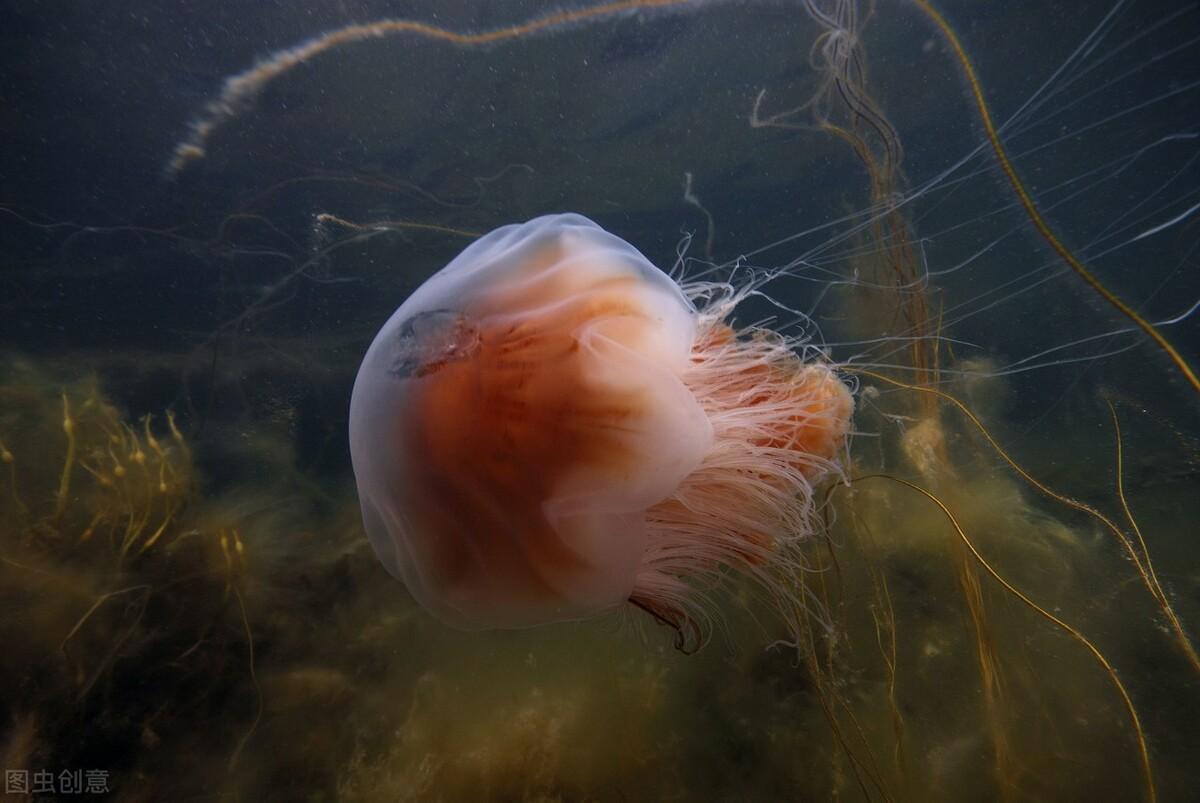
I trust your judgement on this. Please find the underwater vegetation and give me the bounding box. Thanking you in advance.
[1,0,1198,801]
[0,359,255,796]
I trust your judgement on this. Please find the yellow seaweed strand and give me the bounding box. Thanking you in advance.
[54,393,76,519]
[0,438,25,515]
[911,0,1200,394]
[860,512,909,790]
[169,0,701,174]
[876,475,1155,803]
[1107,401,1169,605]
[166,410,190,462]
[856,369,1200,674]
[136,502,178,556]
[143,415,174,493]
[315,213,480,240]
[952,536,1014,799]
[227,586,262,771]
[60,585,153,658]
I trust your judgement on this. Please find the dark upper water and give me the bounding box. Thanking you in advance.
[1,1,1197,801]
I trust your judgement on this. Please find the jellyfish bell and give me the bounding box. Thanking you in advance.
[349,213,854,639]
[350,213,708,627]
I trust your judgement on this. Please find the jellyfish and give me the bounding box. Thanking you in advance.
[349,213,853,643]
